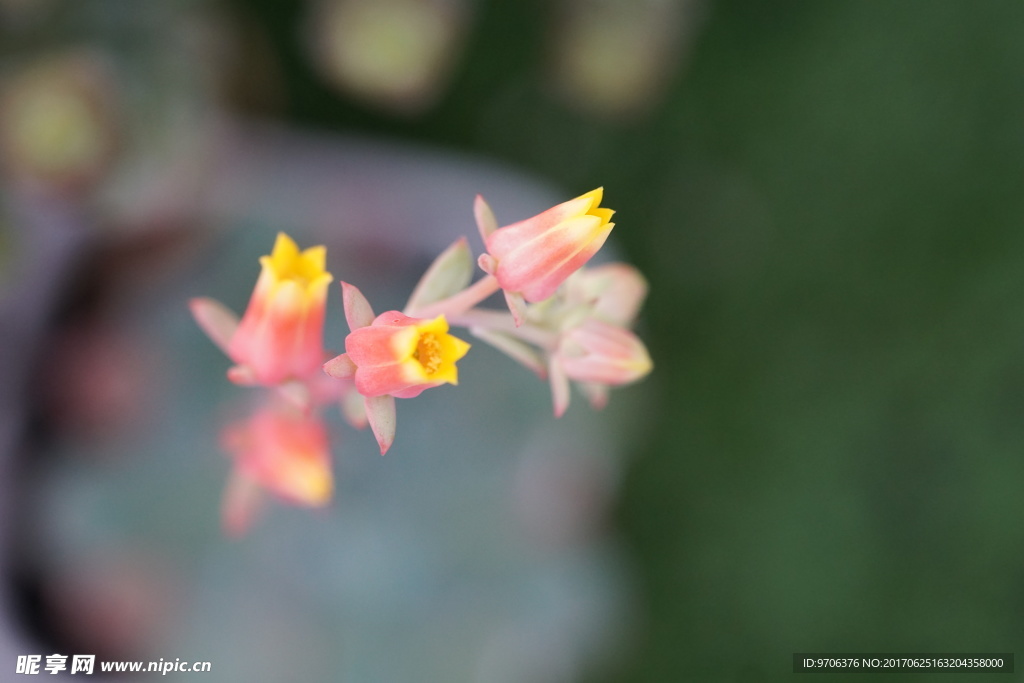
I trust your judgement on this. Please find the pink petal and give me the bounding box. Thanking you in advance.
[346,324,418,368]
[353,360,425,397]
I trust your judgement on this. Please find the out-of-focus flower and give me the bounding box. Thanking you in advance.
[323,282,470,454]
[549,319,652,417]
[220,402,334,536]
[0,51,118,192]
[550,0,692,120]
[308,0,468,114]
[565,262,648,327]
[191,232,333,387]
[480,188,614,305]
[0,0,57,27]
[465,259,651,418]
[555,319,651,386]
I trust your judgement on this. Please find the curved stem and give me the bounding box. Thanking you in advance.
[450,309,558,349]
[408,274,500,319]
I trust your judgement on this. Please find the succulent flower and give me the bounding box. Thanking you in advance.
[481,187,614,304]
[191,233,332,388]
[324,282,470,455]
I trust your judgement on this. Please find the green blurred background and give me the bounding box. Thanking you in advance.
[235,1,1024,679]
[7,0,1024,680]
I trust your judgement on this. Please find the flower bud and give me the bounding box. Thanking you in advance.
[555,319,652,385]
[228,233,333,385]
[484,188,614,303]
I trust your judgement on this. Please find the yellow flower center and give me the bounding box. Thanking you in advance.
[403,315,471,386]
[413,332,442,375]
[261,232,332,294]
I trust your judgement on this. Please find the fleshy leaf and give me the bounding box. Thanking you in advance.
[342,282,375,331]
[277,380,312,412]
[323,352,357,379]
[190,297,239,355]
[474,194,499,242]
[477,252,496,275]
[405,237,473,314]
[341,390,367,429]
[364,394,396,455]
[503,290,528,327]
[578,381,610,410]
[549,358,571,418]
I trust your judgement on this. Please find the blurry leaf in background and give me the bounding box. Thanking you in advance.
[0,0,55,29]
[549,0,699,120]
[306,0,470,115]
[0,50,119,195]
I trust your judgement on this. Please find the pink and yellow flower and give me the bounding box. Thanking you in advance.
[222,403,333,506]
[220,401,334,536]
[226,232,333,386]
[343,311,470,399]
[549,318,652,417]
[568,262,648,327]
[323,283,472,455]
[556,319,651,385]
[483,188,614,303]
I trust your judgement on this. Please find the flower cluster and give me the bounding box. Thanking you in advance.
[192,188,652,533]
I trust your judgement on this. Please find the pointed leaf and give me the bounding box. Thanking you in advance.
[405,237,473,314]
[341,389,367,429]
[342,281,375,331]
[189,297,239,355]
[470,327,546,377]
[323,352,357,379]
[227,365,258,385]
[474,194,499,242]
[277,380,312,412]
[364,394,396,455]
[549,358,571,418]
[503,290,527,327]
[578,381,610,410]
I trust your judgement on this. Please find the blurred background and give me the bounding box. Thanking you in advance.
[2,0,1024,681]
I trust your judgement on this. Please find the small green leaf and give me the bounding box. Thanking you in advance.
[405,237,473,313]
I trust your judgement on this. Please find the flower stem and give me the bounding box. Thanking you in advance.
[450,309,557,349]
[407,274,501,319]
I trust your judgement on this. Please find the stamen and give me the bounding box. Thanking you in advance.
[414,333,442,375]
